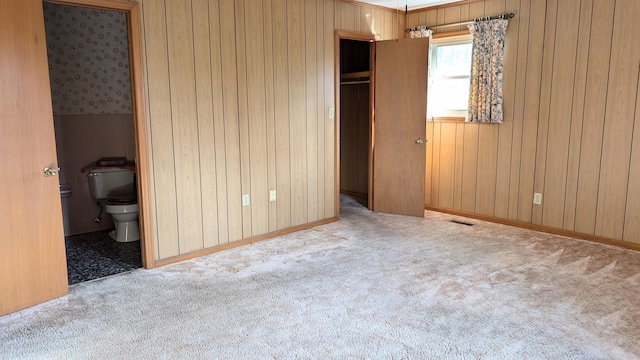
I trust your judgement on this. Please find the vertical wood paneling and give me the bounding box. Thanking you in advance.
[234,0,252,238]
[595,0,640,240]
[359,6,370,34]
[141,0,179,258]
[263,0,278,233]
[192,0,219,248]
[288,0,307,226]
[306,0,319,223]
[273,0,292,229]
[209,0,230,245]
[460,123,478,213]
[541,0,581,229]
[516,0,545,223]
[623,68,640,243]
[562,0,593,232]
[456,0,485,214]
[431,123,441,207]
[507,0,530,221]
[383,9,394,40]
[574,0,614,235]
[165,0,204,253]
[406,12,419,29]
[477,0,503,218]
[219,0,243,242]
[453,123,465,210]
[494,0,519,219]
[246,0,269,236]
[531,0,557,227]
[438,123,456,209]
[475,125,499,216]
[425,120,434,206]
[335,1,393,39]
[324,0,335,218]
[339,2,356,31]
[443,4,461,32]
[426,8,438,27]
[316,0,326,220]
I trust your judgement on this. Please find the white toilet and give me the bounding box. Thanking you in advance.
[87,168,139,242]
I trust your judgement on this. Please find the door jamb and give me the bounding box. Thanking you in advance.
[44,0,154,268]
[334,30,377,218]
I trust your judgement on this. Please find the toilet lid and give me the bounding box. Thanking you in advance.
[106,195,137,205]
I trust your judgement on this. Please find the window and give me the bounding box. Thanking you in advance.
[427,33,473,120]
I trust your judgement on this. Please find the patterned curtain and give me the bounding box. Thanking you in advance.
[408,28,432,39]
[467,19,508,123]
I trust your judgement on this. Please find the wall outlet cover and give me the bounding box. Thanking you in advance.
[242,194,250,206]
[269,190,276,202]
[533,192,542,205]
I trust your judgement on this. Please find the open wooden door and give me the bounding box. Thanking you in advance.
[0,0,69,315]
[372,38,429,217]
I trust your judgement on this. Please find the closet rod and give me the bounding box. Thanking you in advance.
[340,80,370,85]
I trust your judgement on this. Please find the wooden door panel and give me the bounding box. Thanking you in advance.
[0,0,68,315]
[373,38,429,217]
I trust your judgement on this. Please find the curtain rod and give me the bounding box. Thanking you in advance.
[406,12,515,32]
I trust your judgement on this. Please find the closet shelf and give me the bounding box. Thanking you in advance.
[340,71,370,80]
[340,71,370,85]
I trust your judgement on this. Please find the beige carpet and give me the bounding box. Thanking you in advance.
[2,196,640,359]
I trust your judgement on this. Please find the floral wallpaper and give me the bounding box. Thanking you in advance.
[43,3,132,115]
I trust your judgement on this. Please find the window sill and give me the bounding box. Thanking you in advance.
[430,117,466,123]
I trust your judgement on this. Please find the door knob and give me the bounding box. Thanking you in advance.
[415,138,427,144]
[43,166,58,177]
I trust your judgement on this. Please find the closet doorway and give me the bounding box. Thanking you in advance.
[335,31,429,218]
[336,32,375,212]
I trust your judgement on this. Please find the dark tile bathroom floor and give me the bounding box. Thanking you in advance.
[65,230,141,285]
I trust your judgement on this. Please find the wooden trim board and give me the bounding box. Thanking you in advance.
[154,217,338,268]
[425,206,640,252]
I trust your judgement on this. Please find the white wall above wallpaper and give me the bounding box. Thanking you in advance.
[43,3,132,115]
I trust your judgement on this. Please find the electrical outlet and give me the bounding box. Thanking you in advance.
[533,192,542,205]
[242,194,250,206]
[328,107,335,119]
[269,190,277,202]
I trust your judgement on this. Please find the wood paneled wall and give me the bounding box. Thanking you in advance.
[413,0,640,245]
[335,0,404,39]
[137,0,399,260]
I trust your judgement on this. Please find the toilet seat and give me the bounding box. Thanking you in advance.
[105,195,137,205]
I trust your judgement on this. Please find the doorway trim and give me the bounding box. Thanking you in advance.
[45,0,154,268]
[334,30,377,218]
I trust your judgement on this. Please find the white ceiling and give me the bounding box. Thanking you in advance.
[357,0,464,11]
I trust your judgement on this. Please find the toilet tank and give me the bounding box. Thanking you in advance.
[87,168,135,200]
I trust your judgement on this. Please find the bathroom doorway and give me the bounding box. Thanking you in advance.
[42,0,151,283]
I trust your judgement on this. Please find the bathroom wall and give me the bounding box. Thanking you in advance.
[54,114,136,235]
[43,3,132,115]
[43,3,135,236]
